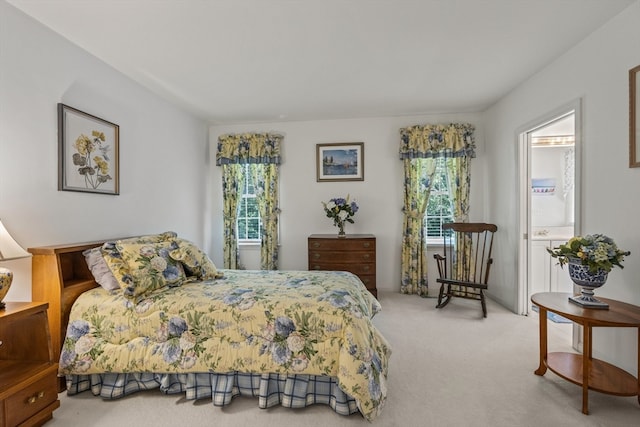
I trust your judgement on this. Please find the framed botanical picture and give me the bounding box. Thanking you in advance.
[58,103,119,194]
[316,142,364,182]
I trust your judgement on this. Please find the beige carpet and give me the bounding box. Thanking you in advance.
[48,292,639,426]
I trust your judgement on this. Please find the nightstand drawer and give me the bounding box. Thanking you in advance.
[6,368,58,427]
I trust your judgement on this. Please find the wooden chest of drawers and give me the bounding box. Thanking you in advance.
[0,302,60,427]
[308,234,377,297]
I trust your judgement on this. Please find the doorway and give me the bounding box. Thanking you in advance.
[517,100,582,317]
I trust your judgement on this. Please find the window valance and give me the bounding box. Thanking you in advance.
[216,133,283,165]
[399,123,475,159]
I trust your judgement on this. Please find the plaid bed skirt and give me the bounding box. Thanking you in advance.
[65,372,360,416]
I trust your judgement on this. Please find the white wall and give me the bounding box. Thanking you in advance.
[0,2,208,301]
[209,113,485,292]
[484,1,640,374]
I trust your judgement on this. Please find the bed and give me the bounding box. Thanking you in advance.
[29,233,391,421]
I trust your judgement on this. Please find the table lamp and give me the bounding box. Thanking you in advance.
[0,219,31,309]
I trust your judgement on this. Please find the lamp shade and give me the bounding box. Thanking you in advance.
[0,220,30,261]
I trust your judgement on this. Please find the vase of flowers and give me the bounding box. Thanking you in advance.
[322,196,359,238]
[547,234,630,309]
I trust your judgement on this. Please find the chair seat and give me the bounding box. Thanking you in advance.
[436,278,488,290]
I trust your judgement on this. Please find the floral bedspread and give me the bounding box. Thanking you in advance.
[59,269,391,420]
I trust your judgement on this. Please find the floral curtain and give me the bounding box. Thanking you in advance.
[217,133,283,270]
[400,159,437,295]
[399,123,475,295]
[221,164,244,269]
[399,123,475,160]
[251,163,280,270]
[216,133,282,165]
[446,156,473,296]
[445,156,471,222]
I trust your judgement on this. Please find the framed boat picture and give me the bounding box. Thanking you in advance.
[316,142,364,182]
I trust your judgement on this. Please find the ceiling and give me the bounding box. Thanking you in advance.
[6,0,635,125]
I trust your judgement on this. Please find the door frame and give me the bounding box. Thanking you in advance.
[516,99,583,316]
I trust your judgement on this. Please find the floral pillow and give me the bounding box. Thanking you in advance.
[116,240,186,300]
[169,238,223,280]
[101,231,178,289]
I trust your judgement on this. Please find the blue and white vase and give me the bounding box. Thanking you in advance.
[567,257,609,309]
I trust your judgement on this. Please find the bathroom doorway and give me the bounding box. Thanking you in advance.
[517,100,582,316]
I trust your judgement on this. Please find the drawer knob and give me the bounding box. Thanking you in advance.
[363,242,370,248]
[312,242,320,248]
[27,391,45,404]
[313,253,320,259]
[363,265,370,271]
[363,254,370,260]
[313,265,321,270]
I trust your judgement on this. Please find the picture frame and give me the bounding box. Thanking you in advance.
[531,178,556,196]
[316,142,364,182]
[58,103,119,194]
[630,65,640,168]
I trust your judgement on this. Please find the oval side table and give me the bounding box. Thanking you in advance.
[531,292,640,414]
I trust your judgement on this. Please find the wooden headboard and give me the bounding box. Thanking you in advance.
[29,240,109,390]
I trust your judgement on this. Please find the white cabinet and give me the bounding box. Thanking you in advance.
[531,240,575,297]
[531,241,551,296]
[549,240,574,293]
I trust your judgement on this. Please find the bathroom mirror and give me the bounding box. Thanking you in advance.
[630,65,640,167]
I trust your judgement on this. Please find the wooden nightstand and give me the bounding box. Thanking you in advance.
[0,302,60,427]
[308,234,377,297]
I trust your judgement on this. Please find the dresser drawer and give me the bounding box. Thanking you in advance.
[308,250,374,263]
[310,262,375,276]
[5,368,58,427]
[357,274,377,290]
[308,238,375,251]
[308,267,376,290]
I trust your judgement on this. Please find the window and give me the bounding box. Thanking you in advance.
[425,157,453,242]
[237,164,262,242]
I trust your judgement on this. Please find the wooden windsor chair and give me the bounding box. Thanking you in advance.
[433,222,497,318]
